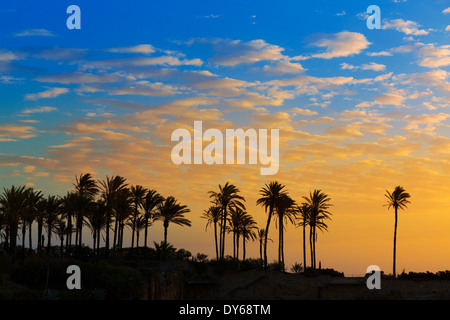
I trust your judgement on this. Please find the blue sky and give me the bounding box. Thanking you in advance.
[2,0,450,274]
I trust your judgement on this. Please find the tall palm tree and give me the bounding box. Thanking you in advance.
[302,190,332,269]
[134,215,149,249]
[21,188,42,252]
[275,193,296,271]
[42,195,62,254]
[385,186,411,278]
[60,192,78,253]
[209,182,245,260]
[227,206,246,260]
[0,185,30,258]
[240,214,257,261]
[85,200,108,255]
[54,218,68,257]
[202,206,222,261]
[99,175,128,256]
[154,196,191,245]
[142,189,163,248]
[114,188,132,249]
[74,173,98,249]
[130,185,147,249]
[296,203,310,271]
[256,181,288,268]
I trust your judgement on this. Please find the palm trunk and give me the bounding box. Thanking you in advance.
[263,206,273,269]
[22,224,26,251]
[236,233,239,262]
[242,232,246,261]
[131,206,137,249]
[113,214,118,250]
[313,225,317,269]
[29,220,33,251]
[136,229,139,248]
[105,210,110,256]
[163,221,168,245]
[144,215,149,248]
[309,224,314,269]
[259,238,263,264]
[278,214,282,270]
[214,221,219,261]
[393,206,398,277]
[302,222,306,271]
[93,229,96,254]
[221,206,227,260]
[47,225,51,254]
[60,237,64,258]
[97,227,101,256]
[37,218,43,254]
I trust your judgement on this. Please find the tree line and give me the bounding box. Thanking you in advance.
[0,172,410,276]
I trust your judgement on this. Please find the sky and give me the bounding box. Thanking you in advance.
[1,0,450,276]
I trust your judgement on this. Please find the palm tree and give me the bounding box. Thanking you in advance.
[99,175,128,256]
[42,195,62,254]
[275,193,296,271]
[302,190,332,269]
[201,206,222,261]
[114,188,132,249]
[142,189,163,248]
[240,214,257,261]
[0,185,30,258]
[74,173,98,249]
[130,185,147,249]
[296,203,310,271]
[60,192,78,253]
[154,196,191,245]
[21,188,42,252]
[256,181,288,268]
[209,182,245,260]
[54,218,68,257]
[385,186,411,278]
[227,206,246,260]
[85,200,107,255]
[134,215,149,249]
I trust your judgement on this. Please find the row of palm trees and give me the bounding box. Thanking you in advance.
[0,172,410,277]
[0,173,192,259]
[203,181,333,272]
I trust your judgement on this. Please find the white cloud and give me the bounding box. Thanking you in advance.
[15,28,56,37]
[107,44,156,54]
[310,31,371,59]
[382,19,431,36]
[22,106,58,114]
[443,7,450,14]
[25,88,69,101]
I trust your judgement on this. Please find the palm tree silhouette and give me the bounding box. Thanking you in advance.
[275,193,296,271]
[296,203,310,271]
[42,195,62,254]
[385,186,411,278]
[154,196,191,245]
[209,182,245,260]
[130,185,147,249]
[202,205,222,260]
[0,185,30,258]
[142,189,163,248]
[302,190,332,269]
[99,175,128,256]
[256,181,288,269]
[240,213,257,261]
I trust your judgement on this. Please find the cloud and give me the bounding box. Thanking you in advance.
[310,31,371,59]
[443,7,450,14]
[21,106,58,114]
[208,39,286,66]
[25,87,69,100]
[289,108,318,116]
[262,61,305,74]
[336,10,346,16]
[418,44,450,68]
[0,124,37,140]
[367,51,393,57]
[14,28,55,37]
[341,62,386,71]
[107,44,157,54]
[374,93,405,106]
[382,19,431,35]
[36,72,120,84]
